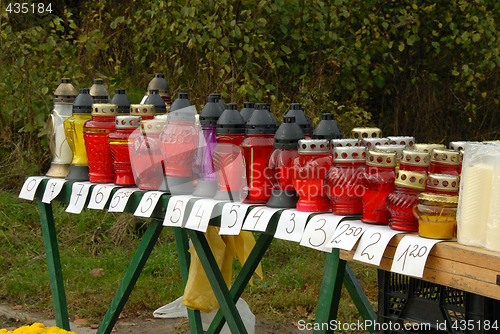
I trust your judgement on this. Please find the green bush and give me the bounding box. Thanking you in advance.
[0,0,498,189]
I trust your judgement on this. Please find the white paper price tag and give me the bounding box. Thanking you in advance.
[65,182,92,214]
[108,188,140,212]
[163,196,194,227]
[353,226,403,266]
[242,207,281,232]
[326,219,368,251]
[299,214,345,252]
[184,199,221,232]
[274,209,310,242]
[134,191,166,218]
[390,234,442,278]
[87,184,117,210]
[19,176,48,200]
[219,203,253,235]
[41,178,67,203]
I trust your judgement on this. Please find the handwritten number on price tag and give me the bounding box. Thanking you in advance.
[300,215,345,252]
[163,196,193,227]
[309,218,327,247]
[65,182,92,214]
[326,220,367,251]
[274,210,309,242]
[134,191,165,218]
[242,207,280,232]
[390,235,442,278]
[87,184,116,210]
[184,199,219,232]
[353,226,402,266]
[41,179,66,203]
[19,176,47,200]
[251,208,264,229]
[219,203,252,235]
[108,188,138,212]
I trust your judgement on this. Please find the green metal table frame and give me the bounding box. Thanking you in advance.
[33,179,376,334]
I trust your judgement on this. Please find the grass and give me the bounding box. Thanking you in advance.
[0,189,378,330]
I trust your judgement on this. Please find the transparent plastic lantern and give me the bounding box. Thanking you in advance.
[292,139,332,212]
[352,127,382,139]
[241,104,277,204]
[64,88,94,181]
[160,100,198,195]
[46,78,78,178]
[325,146,366,214]
[266,116,304,208]
[399,149,430,175]
[83,103,117,183]
[386,170,426,231]
[129,119,167,190]
[130,104,155,121]
[192,96,224,197]
[361,149,397,224]
[213,104,247,201]
[428,148,461,176]
[108,116,141,185]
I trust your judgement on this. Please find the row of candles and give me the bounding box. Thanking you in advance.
[46,76,466,241]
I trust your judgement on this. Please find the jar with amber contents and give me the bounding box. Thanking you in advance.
[414,193,458,239]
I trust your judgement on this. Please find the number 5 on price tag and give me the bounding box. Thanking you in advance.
[134,191,166,218]
[108,188,140,212]
[390,234,442,278]
[219,203,253,235]
[163,196,193,227]
[299,214,345,252]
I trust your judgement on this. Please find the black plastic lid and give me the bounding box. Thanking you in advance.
[144,89,167,114]
[274,116,305,149]
[170,92,191,112]
[313,113,343,140]
[210,93,225,110]
[200,96,224,126]
[284,103,313,136]
[240,102,255,123]
[217,103,245,134]
[110,89,131,114]
[147,73,170,95]
[72,88,94,113]
[245,104,278,135]
[261,103,280,127]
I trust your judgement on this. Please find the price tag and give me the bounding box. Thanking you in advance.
[274,209,310,242]
[326,219,368,251]
[41,178,67,203]
[65,182,92,214]
[390,235,442,278]
[299,214,345,252]
[353,226,403,266]
[19,176,48,200]
[134,191,166,218]
[108,188,141,212]
[163,196,194,227]
[242,207,281,232]
[184,199,221,232]
[219,203,253,235]
[87,184,117,210]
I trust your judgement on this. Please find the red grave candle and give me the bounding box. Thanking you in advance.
[399,149,430,175]
[386,170,426,231]
[361,149,397,224]
[292,139,332,212]
[108,116,141,185]
[425,173,459,196]
[130,104,155,121]
[84,103,117,183]
[129,119,166,190]
[428,149,461,176]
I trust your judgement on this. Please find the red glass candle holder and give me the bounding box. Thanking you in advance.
[428,149,461,176]
[84,103,117,183]
[213,104,247,201]
[387,170,426,231]
[108,116,141,185]
[425,173,459,196]
[326,146,366,214]
[292,139,332,212]
[129,119,167,190]
[160,96,198,195]
[361,149,397,224]
[266,116,304,208]
[130,104,155,121]
[399,149,430,175]
[241,105,277,204]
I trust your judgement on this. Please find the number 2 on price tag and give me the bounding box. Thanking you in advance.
[353,226,402,266]
[390,234,442,278]
[326,220,367,251]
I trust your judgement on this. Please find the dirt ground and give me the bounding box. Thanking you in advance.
[0,304,312,334]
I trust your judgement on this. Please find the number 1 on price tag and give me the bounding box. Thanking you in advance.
[390,234,442,278]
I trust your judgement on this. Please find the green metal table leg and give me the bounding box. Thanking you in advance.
[343,264,377,334]
[188,230,248,334]
[96,219,163,334]
[313,249,347,334]
[37,200,70,331]
[174,227,203,333]
[206,232,275,334]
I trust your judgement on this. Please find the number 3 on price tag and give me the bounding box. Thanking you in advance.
[274,209,310,242]
[163,196,192,227]
[299,214,345,252]
[390,234,442,278]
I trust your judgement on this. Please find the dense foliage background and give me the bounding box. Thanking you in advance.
[0,0,498,190]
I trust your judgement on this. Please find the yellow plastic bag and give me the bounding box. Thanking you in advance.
[182,227,263,313]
